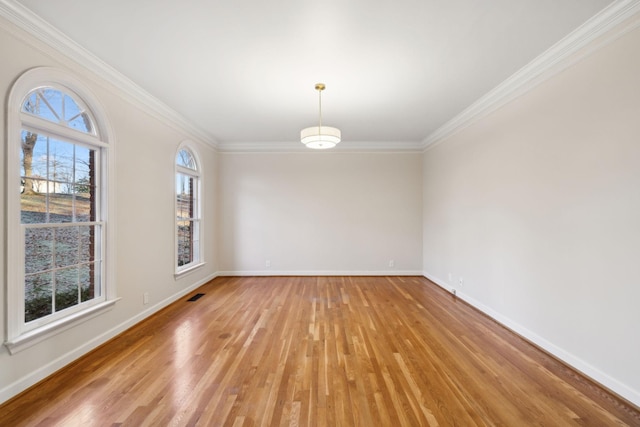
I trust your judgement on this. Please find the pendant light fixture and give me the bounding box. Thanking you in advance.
[300,83,341,149]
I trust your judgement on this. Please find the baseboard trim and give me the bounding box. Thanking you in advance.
[0,272,218,405]
[216,270,423,277]
[422,271,640,407]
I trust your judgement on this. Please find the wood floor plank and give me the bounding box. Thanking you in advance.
[1,276,639,426]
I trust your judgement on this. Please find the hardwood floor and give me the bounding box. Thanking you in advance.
[1,276,638,426]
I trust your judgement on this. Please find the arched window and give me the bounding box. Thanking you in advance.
[175,144,202,274]
[5,68,116,353]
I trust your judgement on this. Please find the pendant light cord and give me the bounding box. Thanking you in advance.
[318,87,323,136]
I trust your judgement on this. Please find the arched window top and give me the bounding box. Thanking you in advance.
[176,148,197,171]
[21,86,97,136]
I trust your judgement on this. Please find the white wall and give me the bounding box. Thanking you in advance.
[219,152,423,275]
[422,16,640,404]
[0,17,218,403]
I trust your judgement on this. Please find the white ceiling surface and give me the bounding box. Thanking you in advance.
[16,0,612,147]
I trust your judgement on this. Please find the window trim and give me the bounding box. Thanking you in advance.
[174,142,204,277]
[5,67,117,354]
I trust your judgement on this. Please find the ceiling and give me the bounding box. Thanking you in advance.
[15,0,612,148]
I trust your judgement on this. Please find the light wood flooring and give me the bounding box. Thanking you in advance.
[0,276,638,426]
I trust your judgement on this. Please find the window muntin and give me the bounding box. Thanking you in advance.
[22,87,96,135]
[20,131,97,222]
[176,147,201,271]
[7,73,110,345]
[24,224,102,323]
[177,148,196,170]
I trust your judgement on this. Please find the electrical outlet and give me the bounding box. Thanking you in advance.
[143,292,149,305]
[265,260,271,268]
[459,277,464,287]
[448,272,453,282]
[389,260,395,268]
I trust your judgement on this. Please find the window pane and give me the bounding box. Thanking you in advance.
[25,228,54,274]
[55,226,79,268]
[21,89,59,122]
[55,267,79,311]
[20,134,96,224]
[74,187,93,222]
[78,190,94,222]
[176,173,193,196]
[78,225,96,263]
[48,139,74,184]
[176,174,194,220]
[80,263,97,302]
[47,194,74,223]
[21,192,47,224]
[177,220,193,266]
[40,88,63,122]
[75,144,95,222]
[25,272,53,322]
[22,92,38,116]
[30,178,48,195]
[75,145,91,182]
[64,95,93,133]
[176,149,196,170]
[29,134,49,186]
[22,88,97,136]
[67,114,91,133]
[20,131,47,198]
[177,195,193,220]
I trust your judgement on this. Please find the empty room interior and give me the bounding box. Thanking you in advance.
[1,0,640,425]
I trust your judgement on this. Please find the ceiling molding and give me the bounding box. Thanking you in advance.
[5,0,636,154]
[217,141,424,153]
[0,0,217,148]
[422,0,640,151]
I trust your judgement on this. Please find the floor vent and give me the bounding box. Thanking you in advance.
[187,293,205,302]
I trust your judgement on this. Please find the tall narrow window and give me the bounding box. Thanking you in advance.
[6,68,115,354]
[175,146,201,273]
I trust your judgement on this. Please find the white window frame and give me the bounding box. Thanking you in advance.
[174,142,204,277]
[5,67,117,354]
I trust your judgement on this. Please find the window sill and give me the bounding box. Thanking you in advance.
[174,262,206,280]
[4,298,120,355]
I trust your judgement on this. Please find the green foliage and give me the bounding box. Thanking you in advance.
[25,287,93,322]
[25,294,52,322]
[76,176,91,194]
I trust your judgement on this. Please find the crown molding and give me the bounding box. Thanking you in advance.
[0,0,217,148]
[217,140,424,153]
[422,0,640,151]
[5,0,637,154]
